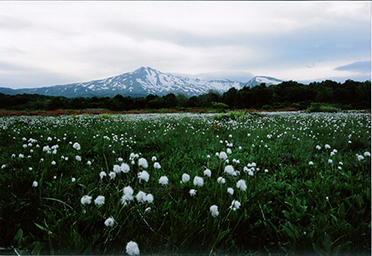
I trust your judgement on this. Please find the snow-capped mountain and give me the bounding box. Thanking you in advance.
[2,67,282,98]
[246,76,283,87]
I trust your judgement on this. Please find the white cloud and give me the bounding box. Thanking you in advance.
[0,1,370,88]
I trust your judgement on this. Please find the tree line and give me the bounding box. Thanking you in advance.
[0,79,370,111]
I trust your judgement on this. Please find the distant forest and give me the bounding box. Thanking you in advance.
[1,80,370,111]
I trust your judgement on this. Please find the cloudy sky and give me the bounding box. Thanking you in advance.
[0,1,370,89]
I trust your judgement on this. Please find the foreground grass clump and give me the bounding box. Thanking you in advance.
[0,112,370,255]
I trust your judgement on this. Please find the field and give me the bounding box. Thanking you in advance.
[0,111,370,255]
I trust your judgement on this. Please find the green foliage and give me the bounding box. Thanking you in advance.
[306,103,341,113]
[0,112,370,255]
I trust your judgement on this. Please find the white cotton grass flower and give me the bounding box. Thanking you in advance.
[224,165,235,175]
[138,171,150,182]
[181,173,190,183]
[153,162,161,169]
[81,195,92,205]
[144,207,151,213]
[145,194,154,203]
[121,163,130,173]
[226,148,232,154]
[219,151,228,160]
[136,191,147,203]
[32,181,38,187]
[104,217,115,227]
[204,168,211,177]
[227,187,234,195]
[357,155,365,161]
[73,142,81,150]
[99,171,107,180]
[113,164,121,173]
[236,179,247,191]
[126,241,140,256]
[138,158,148,169]
[189,189,197,196]
[159,176,169,186]
[94,195,105,206]
[121,194,134,204]
[71,177,76,182]
[328,159,333,164]
[364,152,371,157]
[75,155,82,161]
[87,161,92,166]
[193,176,204,187]
[123,186,134,196]
[217,177,226,184]
[316,145,321,150]
[230,200,241,211]
[109,171,116,180]
[151,156,157,162]
[210,205,219,218]
[308,161,314,165]
[325,144,331,149]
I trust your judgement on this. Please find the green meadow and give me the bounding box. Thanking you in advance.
[0,112,370,255]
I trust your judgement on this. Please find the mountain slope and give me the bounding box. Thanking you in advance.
[246,76,282,87]
[1,67,282,98]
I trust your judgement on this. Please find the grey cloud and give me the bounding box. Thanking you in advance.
[335,61,371,73]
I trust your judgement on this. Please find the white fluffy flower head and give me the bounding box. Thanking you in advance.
[73,142,81,150]
[104,217,114,227]
[236,179,247,191]
[81,195,92,205]
[193,176,204,187]
[126,241,140,256]
[138,158,148,169]
[94,195,105,206]
[138,171,150,182]
[189,189,197,196]
[210,205,219,218]
[159,176,169,186]
[182,173,190,183]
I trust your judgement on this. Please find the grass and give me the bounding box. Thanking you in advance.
[0,112,370,255]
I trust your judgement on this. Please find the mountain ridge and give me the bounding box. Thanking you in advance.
[0,67,282,98]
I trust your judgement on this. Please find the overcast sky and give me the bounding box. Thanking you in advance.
[0,1,370,89]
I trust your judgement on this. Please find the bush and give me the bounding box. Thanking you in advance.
[306,103,341,113]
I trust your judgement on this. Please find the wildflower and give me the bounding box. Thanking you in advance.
[117,157,123,162]
[121,194,133,204]
[138,158,148,169]
[364,152,371,157]
[104,217,115,227]
[226,148,232,154]
[224,165,234,175]
[138,171,150,182]
[136,191,146,203]
[113,164,121,173]
[204,168,211,177]
[207,154,211,158]
[145,194,154,203]
[236,179,247,191]
[121,163,130,173]
[189,189,197,196]
[151,156,157,162]
[264,169,269,173]
[316,145,321,150]
[123,186,134,196]
[357,155,365,161]
[182,173,190,183]
[94,195,105,206]
[72,177,76,182]
[308,161,314,165]
[126,241,140,256]
[159,176,169,186]
[87,161,92,166]
[219,151,227,160]
[230,200,241,211]
[109,171,116,179]
[328,159,333,164]
[32,181,38,187]
[153,162,161,169]
[193,176,204,187]
[210,205,219,218]
[227,187,234,195]
[144,207,151,213]
[73,142,81,150]
[75,155,82,161]
[325,144,331,149]
[99,171,107,180]
[80,195,92,205]
[217,177,226,184]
